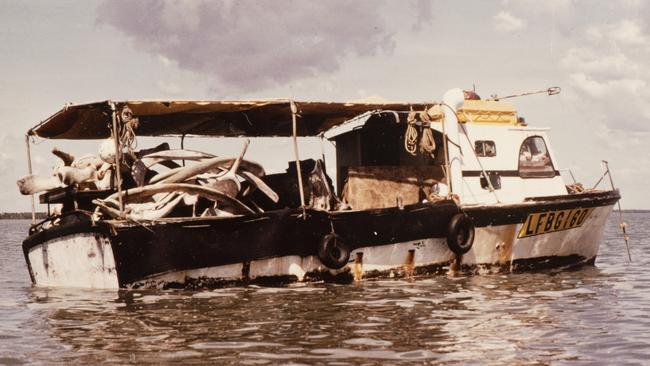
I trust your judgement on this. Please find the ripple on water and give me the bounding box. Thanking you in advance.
[0,215,649,364]
[342,337,393,347]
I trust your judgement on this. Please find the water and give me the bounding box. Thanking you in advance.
[0,214,649,365]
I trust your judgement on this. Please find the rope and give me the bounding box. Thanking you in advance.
[420,127,436,156]
[419,108,436,158]
[419,109,436,157]
[119,105,139,159]
[404,108,437,158]
[404,110,418,156]
[566,183,585,194]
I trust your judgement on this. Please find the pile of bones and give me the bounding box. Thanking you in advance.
[15,136,303,221]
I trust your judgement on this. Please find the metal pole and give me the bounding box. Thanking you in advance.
[441,89,466,200]
[25,134,35,223]
[603,160,631,262]
[290,101,307,218]
[439,107,452,198]
[110,102,125,217]
[568,169,578,185]
[459,111,500,203]
[181,133,186,167]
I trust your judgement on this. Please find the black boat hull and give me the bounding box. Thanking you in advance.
[22,191,620,289]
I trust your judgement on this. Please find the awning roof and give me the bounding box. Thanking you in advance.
[28,100,429,139]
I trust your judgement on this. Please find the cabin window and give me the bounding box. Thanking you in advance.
[475,140,496,157]
[518,136,555,178]
[480,172,501,190]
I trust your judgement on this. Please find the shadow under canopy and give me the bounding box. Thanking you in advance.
[28,100,429,139]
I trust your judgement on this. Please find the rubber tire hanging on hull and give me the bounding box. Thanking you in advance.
[318,233,350,269]
[446,213,475,255]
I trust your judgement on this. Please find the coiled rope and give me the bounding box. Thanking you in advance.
[404,110,418,156]
[119,106,139,159]
[419,110,436,157]
[403,108,436,158]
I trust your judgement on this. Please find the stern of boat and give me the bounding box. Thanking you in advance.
[23,213,119,289]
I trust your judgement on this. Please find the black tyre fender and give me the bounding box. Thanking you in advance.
[446,213,475,255]
[318,233,350,269]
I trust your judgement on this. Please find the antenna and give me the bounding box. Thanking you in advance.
[487,87,561,101]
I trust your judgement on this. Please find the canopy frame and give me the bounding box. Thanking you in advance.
[27,100,431,140]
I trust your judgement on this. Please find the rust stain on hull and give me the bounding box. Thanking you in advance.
[497,225,517,266]
[404,249,415,277]
[448,254,462,276]
[353,252,364,281]
[242,261,251,281]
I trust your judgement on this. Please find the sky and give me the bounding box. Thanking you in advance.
[1,0,649,211]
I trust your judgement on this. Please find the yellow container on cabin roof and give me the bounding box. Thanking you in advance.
[457,100,518,125]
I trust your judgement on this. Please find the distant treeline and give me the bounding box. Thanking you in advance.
[0,212,47,220]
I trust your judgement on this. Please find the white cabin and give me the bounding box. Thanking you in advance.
[326,90,568,209]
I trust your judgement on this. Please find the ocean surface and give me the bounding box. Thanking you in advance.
[0,214,648,365]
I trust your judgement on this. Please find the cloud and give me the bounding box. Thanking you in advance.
[96,0,412,95]
[493,11,525,32]
[0,133,18,172]
[412,0,433,31]
[502,0,574,13]
[156,80,183,96]
[559,17,650,131]
[561,48,640,79]
[569,72,646,98]
[586,19,647,46]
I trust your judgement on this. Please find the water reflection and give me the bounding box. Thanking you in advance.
[20,268,617,365]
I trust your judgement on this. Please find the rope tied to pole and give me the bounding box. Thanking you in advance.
[404,109,418,156]
[404,107,437,158]
[119,105,139,159]
[601,160,631,262]
[419,110,436,157]
[109,102,125,217]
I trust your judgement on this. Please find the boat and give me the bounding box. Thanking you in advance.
[18,88,622,289]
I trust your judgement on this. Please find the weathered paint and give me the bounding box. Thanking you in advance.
[511,205,612,261]
[27,233,119,289]
[404,249,415,277]
[350,238,454,274]
[468,223,517,266]
[249,255,321,281]
[129,262,244,289]
[25,197,617,289]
